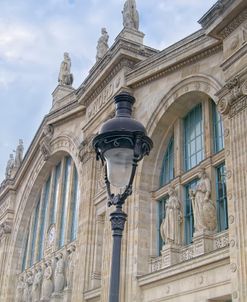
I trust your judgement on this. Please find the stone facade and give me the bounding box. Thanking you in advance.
[1,1,247,301]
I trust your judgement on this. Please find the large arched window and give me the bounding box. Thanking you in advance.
[156,97,227,251]
[22,155,80,270]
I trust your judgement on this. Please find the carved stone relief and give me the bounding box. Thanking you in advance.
[31,266,43,302]
[40,125,54,161]
[78,134,95,164]
[189,167,217,235]
[41,260,53,301]
[66,245,76,290]
[54,253,65,293]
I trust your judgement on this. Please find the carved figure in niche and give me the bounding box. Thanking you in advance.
[66,245,76,289]
[122,0,139,30]
[96,28,109,61]
[160,186,182,246]
[54,253,65,292]
[41,260,53,301]
[23,271,33,302]
[58,52,73,86]
[16,275,25,302]
[189,167,217,235]
[5,153,14,179]
[32,266,43,302]
[14,139,24,170]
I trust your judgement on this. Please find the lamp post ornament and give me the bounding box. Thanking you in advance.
[93,92,153,302]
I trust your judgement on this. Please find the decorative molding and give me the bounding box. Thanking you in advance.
[39,125,54,161]
[129,44,222,88]
[78,134,96,164]
[219,8,247,39]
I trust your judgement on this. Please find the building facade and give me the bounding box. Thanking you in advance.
[0,0,247,301]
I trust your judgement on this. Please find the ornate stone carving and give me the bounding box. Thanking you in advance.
[14,139,24,170]
[96,28,109,61]
[5,153,14,179]
[217,97,231,115]
[0,222,12,240]
[32,266,43,302]
[54,253,65,293]
[16,275,25,302]
[40,125,54,161]
[189,167,217,235]
[160,186,182,246]
[58,52,73,86]
[46,224,56,249]
[41,260,53,301]
[23,271,33,302]
[66,245,76,289]
[78,135,95,164]
[122,0,139,30]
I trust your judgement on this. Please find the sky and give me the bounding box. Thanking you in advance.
[0,0,217,182]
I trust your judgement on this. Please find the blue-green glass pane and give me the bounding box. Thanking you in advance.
[38,176,51,261]
[184,180,197,245]
[30,198,40,265]
[216,163,228,231]
[157,196,168,253]
[59,156,72,248]
[160,136,174,186]
[184,104,204,171]
[50,162,61,225]
[213,102,224,153]
[70,167,79,241]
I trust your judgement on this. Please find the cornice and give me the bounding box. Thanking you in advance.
[221,43,247,72]
[219,8,247,39]
[127,41,222,89]
[76,37,159,107]
[198,0,235,29]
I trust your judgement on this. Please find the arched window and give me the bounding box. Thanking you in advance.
[22,155,79,270]
[184,103,204,171]
[160,136,174,186]
[157,97,227,253]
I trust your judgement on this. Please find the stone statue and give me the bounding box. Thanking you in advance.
[32,266,43,302]
[16,275,25,302]
[189,167,217,235]
[96,28,109,61]
[122,0,139,30]
[0,222,11,240]
[41,260,53,301]
[14,139,24,169]
[23,271,33,302]
[160,186,182,246]
[58,52,73,86]
[5,154,14,179]
[54,253,65,293]
[66,245,76,289]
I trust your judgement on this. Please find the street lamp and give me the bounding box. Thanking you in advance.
[93,92,153,302]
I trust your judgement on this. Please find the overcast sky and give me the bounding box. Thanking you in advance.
[0,0,217,182]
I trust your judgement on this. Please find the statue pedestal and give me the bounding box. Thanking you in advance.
[51,292,63,302]
[116,27,144,44]
[193,231,214,257]
[51,85,75,111]
[63,288,72,302]
[161,244,180,268]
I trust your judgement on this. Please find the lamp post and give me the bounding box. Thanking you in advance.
[92,92,153,302]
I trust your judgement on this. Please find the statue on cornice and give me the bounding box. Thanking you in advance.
[160,186,182,246]
[96,28,109,61]
[32,266,43,302]
[5,153,14,179]
[189,167,217,235]
[58,52,73,86]
[122,0,139,30]
[16,275,25,302]
[14,139,24,170]
[54,253,65,293]
[41,260,53,300]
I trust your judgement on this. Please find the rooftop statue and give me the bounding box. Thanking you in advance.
[58,52,73,86]
[122,0,139,30]
[5,154,14,179]
[96,28,109,61]
[14,139,24,170]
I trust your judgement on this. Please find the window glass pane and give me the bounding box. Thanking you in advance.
[184,179,198,245]
[160,136,174,186]
[38,177,51,261]
[184,104,204,171]
[30,198,40,265]
[59,156,72,248]
[157,196,168,253]
[70,167,79,241]
[49,162,61,225]
[216,163,228,231]
[212,101,224,153]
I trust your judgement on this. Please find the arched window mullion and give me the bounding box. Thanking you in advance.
[160,135,174,186]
